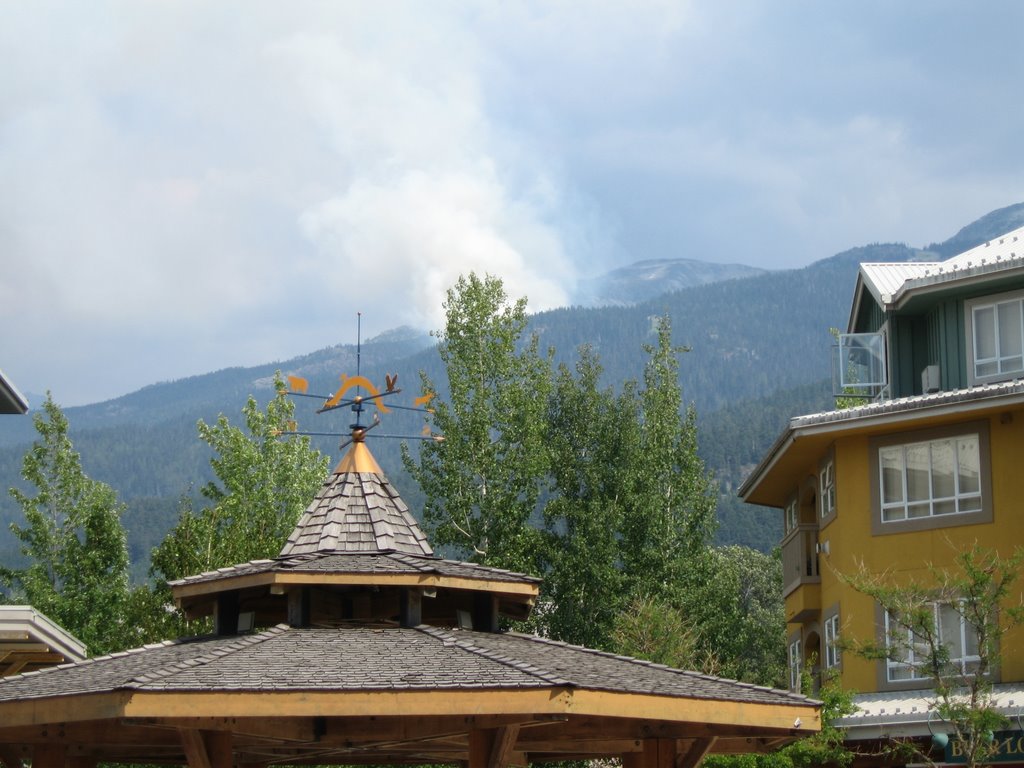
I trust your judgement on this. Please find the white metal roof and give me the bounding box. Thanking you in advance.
[837,682,1024,739]
[858,262,941,305]
[854,224,1024,317]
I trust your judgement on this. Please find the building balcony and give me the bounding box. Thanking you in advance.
[781,524,820,604]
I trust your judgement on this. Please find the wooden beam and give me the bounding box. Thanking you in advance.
[180,729,213,768]
[623,739,676,768]
[172,572,539,602]
[179,729,233,768]
[488,725,520,768]
[676,737,716,768]
[31,744,66,768]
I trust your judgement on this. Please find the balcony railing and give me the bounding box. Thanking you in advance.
[832,331,887,401]
[781,524,820,597]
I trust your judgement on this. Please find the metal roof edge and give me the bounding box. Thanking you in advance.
[738,382,1024,504]
[0,369,28,415]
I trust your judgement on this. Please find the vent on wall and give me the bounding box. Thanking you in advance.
[921,364,941,394]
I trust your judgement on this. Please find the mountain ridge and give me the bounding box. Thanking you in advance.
[3,201,1023,573]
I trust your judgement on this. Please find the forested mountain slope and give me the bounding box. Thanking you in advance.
[2,203,1022,573]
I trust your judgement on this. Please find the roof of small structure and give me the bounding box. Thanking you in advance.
[280,453,432,556]
[0,368,28,415]
[0,622,818,764]
[0,431,821,767]
[0,606,85,676]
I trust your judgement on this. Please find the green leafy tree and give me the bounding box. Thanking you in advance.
[2,394,133,656]
[403,273,552,575]
[840,544,1024,768]
[542,348,633,647]
[619,316,717,601]
[678,545,787,687]
[151,375,328,584]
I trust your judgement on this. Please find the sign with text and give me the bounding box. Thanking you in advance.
[945,731,1024,764]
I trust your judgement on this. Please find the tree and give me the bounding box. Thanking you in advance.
[403,273,552,576]
[619,316,717,601]
[2,394,133,656]
[677,545,787,687]
[151,375,328,584]
[840,544,1024,768]
[542,347,634,647]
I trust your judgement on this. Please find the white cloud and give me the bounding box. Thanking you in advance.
[1,1,1022,404]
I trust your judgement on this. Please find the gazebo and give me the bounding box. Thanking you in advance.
[0,434,819,768]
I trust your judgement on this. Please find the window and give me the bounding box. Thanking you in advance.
[785,498,798,534]
[871,422,992,535]
[967,290,1024,384]
[878,434,981,522]
[824,613,841,669]
[884,603,980,682]
[819,460,835,520]
[788,637,802,692]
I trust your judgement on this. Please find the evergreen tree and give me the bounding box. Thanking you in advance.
[3,394,133,656]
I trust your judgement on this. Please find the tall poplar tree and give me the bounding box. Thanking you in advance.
[3,394,133,656]
[403,273,552,575]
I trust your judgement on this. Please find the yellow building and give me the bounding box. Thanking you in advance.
[740,224,1024,758]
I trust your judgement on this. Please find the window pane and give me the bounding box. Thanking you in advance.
[975,306,996,360]
[930,438,955,498]
[907,502,929,518]
[880,447,904,504]
[957,436,980,494]
[958,496,982,513]
[933,499,956,515]
[939,604,964,660]
[905,444,930,502]
[997,300,1023,363]
[965,620,980,657]
[1002,355,1024,373]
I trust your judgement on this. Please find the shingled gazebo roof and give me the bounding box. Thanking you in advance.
[0,431,820,768]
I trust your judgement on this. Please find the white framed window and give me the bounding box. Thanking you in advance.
[788,637,802,692]
[819,460,836,520]
[885,602,980,682]
[785,497,798,534]
[824,613,841,669]
[967,290,1024,384]
[878,434,981,522]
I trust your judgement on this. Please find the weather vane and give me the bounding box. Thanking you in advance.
[278,312,439,451]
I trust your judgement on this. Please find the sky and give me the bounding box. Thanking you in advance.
[2,1,1023,407]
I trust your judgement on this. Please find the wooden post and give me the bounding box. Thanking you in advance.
[472,593,499,633]
[677,737,716,768]
[180,729,234,768]
[623,739,676,768]
[287,588,310,628]
[214,592,240,637]
[469,729,496,768]
[399,588,422,627]
[31,745,66,768]
[468,726,521,768]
